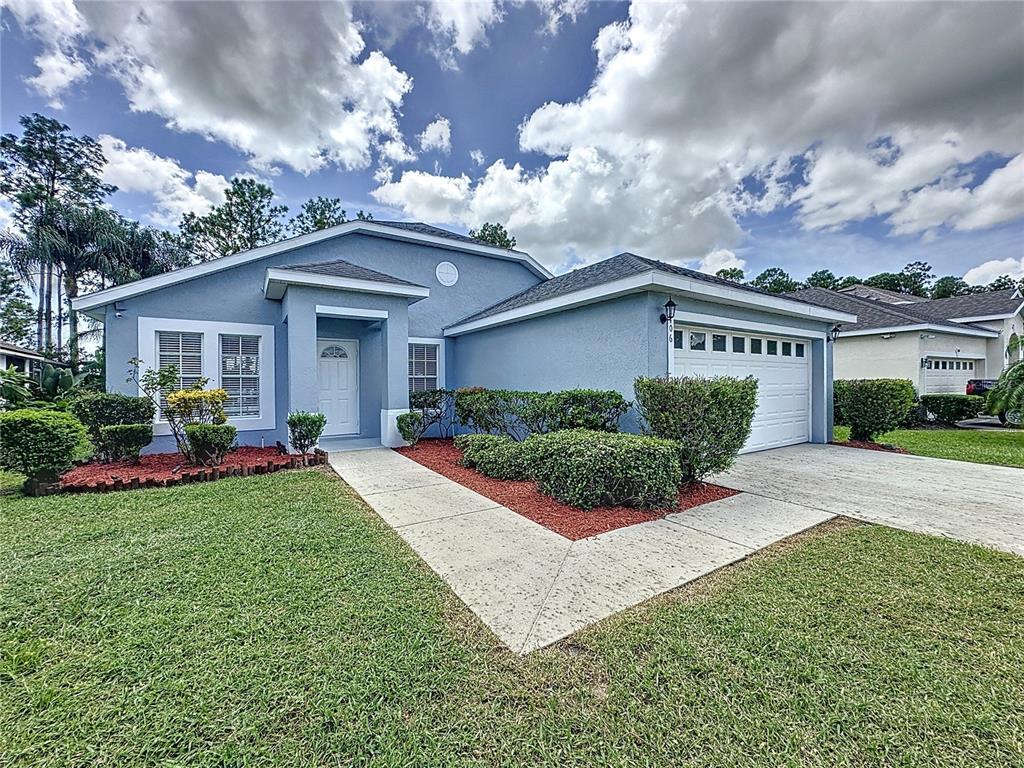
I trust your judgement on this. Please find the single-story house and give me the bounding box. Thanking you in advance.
[0,340,62,376]
[71,221,855,452]
[787,285,1023,394]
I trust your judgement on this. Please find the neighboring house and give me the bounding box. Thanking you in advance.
[72,220,854,453]
[788,286,1023,394]
[0,341,60,377]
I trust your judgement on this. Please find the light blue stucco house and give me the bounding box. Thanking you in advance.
[72,221,855,453]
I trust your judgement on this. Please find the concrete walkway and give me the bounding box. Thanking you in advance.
[329,448,832,653]
[714,444,1024,556]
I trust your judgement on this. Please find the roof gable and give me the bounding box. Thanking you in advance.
[72,220,551,316]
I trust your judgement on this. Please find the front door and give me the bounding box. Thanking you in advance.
[317,339,358,435]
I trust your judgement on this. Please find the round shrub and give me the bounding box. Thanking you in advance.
[287,411,328,454]
[454,433,530,480]
[98,423,153,463]
[0,409,90,478]
[71,392,155,460]
[524,429,681,510]
[919,394,986,425]
[184,423,237,467]
[634,375,758,482]
[396,411,427,447]
[835,378,916,441]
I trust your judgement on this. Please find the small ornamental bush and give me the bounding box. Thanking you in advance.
[835,378,916,442]
[184,424,237,467]
[396,412,427,447]
[920,394,986,425]
[0,409,90,478]
[71,392,155,460]
[287,411,327,454]
[454,388,534,439]
[454,433,530,480]
[634,375,758,482]
[409,389,455,437]
[453,387,629,439]
[524,429,681,510]
[98,424,153,463]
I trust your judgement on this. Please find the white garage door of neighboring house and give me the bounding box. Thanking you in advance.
[673,326,812,453]
[923,357,977,394]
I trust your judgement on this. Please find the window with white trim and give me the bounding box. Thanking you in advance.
[408,343,439,392]
[157,330,203,415]
[220,334,261,417]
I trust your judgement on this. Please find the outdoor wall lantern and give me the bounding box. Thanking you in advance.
[829,324,842,342]
[660,299,677,324]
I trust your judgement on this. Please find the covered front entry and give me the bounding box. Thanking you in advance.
[674,324,812,452]
[317,339,359,435]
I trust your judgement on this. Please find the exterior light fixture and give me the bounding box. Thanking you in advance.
[660,299,677,324]
[829,324,842,342]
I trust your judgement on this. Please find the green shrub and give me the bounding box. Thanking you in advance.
[184,424,237,467]
[397,412,427,447]
[524,429,681,510]
[98,423,153,463]
[833,380,850,426]
[0,408,90,478]
[919,394,985,425]
[409,388,455,437]
[71,392,155,457]
[454,387,630,439]
[454,433,530,480]
[287,411,327,454]
[835,379,916,442]
[634,375,758,482]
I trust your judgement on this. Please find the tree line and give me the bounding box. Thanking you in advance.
[715,260,1022,298]
[0,114,374,372]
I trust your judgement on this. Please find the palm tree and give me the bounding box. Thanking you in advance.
[987,334,1023,426]
[2,203,127,372]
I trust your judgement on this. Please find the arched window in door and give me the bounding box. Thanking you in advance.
[321,345,349,359]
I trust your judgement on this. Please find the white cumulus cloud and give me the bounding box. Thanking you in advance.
[3,0,90,107]
[99,136,229,227]
[963,257,1024,286]
[697,249,746,276]
[419,117,452,154]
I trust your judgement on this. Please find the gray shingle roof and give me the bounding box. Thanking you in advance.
[373,220,523,252]
[838,284,930,303]
[449,252,830,327]
[785,287,995,334]
[901,289,1022,320]
[276,258,426,288]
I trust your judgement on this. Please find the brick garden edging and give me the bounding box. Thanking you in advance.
[27,449,330,497]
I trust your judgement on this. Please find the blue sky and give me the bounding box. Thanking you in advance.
[2,1,1022,284]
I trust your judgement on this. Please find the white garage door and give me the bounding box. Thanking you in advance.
[673,326,812,453]
[923,357,977,394]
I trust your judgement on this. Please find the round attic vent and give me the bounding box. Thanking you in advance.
[435,261,459,287]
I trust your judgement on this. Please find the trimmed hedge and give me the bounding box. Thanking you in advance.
[0,409,90,478]
[920,394,985,425]
[287,411,327,454]
[409,389,455,437]
[455,433,531,480]
[634,375,758,482]
[98,423,153,463]
[453,387,629,440]
[70,392,155,459]
[185,423,237,467]
[524,429,681,510]
[835,379,916,441]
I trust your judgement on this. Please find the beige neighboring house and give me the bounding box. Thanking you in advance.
[787,285,1023,394]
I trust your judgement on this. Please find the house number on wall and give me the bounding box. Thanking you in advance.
[435,261,459,286]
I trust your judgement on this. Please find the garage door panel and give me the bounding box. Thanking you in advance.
[674,325,811,452]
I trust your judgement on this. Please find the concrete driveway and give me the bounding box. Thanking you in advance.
[714,444,1024,556]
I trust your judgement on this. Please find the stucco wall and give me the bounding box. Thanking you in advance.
[833,333,920,385]
[100,233,540,449]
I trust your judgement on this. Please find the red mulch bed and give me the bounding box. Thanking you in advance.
[830,439,909,454]
[61,447,308,492]
[396,438,738,540]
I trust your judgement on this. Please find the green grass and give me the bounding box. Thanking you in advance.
[2,470,1022,766]
[834,425,1024,467]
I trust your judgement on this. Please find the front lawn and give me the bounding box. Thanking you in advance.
[834,425,1024,467]
[2,470,1022,766]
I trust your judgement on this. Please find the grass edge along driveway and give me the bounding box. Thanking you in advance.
[1,468,1022,766]
[833,424,1024,468]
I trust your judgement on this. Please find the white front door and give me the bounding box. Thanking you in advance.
[673,326,812,453]
[317,339,358,435]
